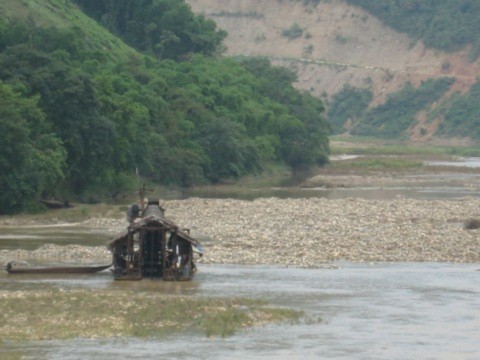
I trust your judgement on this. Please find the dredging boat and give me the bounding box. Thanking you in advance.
[5,197,203,281]
[107,198,203,280]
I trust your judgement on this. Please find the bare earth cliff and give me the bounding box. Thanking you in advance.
[187,0,480,142]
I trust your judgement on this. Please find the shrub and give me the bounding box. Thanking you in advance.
[282,23,303,40]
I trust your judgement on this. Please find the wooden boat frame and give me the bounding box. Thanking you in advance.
[5,262,111,274]
[107,199,203,281]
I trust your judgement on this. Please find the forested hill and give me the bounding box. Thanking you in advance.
[0,0,329,214]
[346,0,480,59]
[187,0,480,143]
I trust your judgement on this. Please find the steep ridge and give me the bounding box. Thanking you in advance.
[187,0,480,142]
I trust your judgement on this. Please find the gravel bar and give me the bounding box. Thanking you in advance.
[2,197,479,267]
[167,197,480,266]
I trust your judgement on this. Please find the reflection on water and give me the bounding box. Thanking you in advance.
[426,157,480,168]
[181,160,480,200]
[0,225,111,250]
[1,263,479,359]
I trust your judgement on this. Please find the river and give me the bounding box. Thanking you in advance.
[180,157,480,201]
[1,157,479,359]
[1,263,479,359]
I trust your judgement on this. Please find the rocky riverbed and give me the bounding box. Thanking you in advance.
[2,197,479,267]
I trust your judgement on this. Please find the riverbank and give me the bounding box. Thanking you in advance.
[2,197,479,267]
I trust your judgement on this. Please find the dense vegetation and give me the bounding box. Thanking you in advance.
[0,0,329,214]
[345,0,480,60]
[327,85,372,134]
[438,80,480,139]
[0,81,66,214]
[327,78,454,139]
[352,78,455,138]
[73,0,227,60]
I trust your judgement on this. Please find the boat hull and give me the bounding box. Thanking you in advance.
[5,263,111,274]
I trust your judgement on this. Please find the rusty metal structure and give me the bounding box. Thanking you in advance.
[107,199,203,280]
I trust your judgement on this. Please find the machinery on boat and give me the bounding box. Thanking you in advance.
[5,196,203,281]
[107,198,203,280]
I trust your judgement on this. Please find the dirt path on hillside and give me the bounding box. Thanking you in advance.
[187,0,480,97]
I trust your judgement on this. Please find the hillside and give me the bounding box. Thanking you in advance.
[0,0,331,213]
[186,0,480,144]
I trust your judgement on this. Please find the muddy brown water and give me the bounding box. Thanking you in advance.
[1,263,479,359]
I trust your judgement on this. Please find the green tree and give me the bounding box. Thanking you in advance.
[241,58,330,173]
[438,81,480,140]
[353,78,454,138]
[74,0,227,60]
[327,85,373,134]
[198,117,260,183]
[0,82,65,214]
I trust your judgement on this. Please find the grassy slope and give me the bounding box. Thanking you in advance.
[0,0,137,62]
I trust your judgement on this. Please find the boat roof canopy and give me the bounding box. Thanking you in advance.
[107,213,202,254]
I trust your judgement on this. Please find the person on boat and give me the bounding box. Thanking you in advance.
[127,204,140,223]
